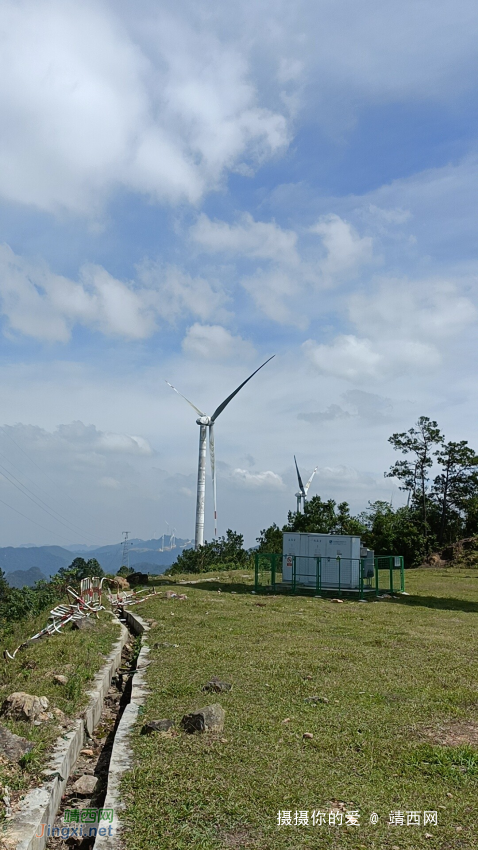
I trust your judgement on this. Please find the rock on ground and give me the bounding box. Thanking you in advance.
[72,774,98,796]
[72,617,97,631]
[202,677,232,694]
[140,719,175,736]
[128,572,149,586]
[304,695,329,704]
[1,692,50,723]
[181,704,225,734]
[111,576,130,590]
[0,724,34,761]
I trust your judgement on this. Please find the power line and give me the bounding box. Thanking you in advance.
[0,495,79,545]
[0,459,96,543]
[0,465,98,544]
[0,427,109,532]
[0,446,95,541]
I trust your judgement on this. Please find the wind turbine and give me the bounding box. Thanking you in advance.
[166,354,275,549]
[166,356,274,549]
[294,456,318,513]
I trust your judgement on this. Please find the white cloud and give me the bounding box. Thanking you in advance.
[0,0,289,214]
[241,268,306,326]
[319,465,376,488]
[231,468,285,489]
[182,324,255,360]
[191,212,374,325]
[365,205,412,227]
[0,246,231,341]
[304,333,442,383]
[192,212,299,265]
[138,263,229,325]
[342,390,392,421]
[48,422,154,456]
[304,335,382,380]
[310,214,374,284]
[304,277,477,382]
[0,245,157,341]
[349,279,476,340]
[98,476,122,489]
[298,404,351,424]
[96,432,153,455]
[343,156,478,263]
[0,0,475,218]
[299,391,393,425]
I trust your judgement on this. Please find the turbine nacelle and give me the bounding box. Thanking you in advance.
[196,416,212,426]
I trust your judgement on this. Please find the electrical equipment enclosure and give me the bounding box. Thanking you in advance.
[282,532,367,589]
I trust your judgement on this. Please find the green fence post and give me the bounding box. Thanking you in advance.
[359,558,364,600]
[271,554,275,592]
[337,556,341,596]
[254,552,259,592]
[292,556,296,594]
[400,556,405,592]
[374,559,379,597]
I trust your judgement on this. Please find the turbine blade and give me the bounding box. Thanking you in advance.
[294,455,306,497]
[165,380,206,418]
[210,355,275,422]
[209,424,217,537]
[304,465,318,495]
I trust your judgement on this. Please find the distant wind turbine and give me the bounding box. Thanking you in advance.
[166,356,275,548]
[294,456,318,513]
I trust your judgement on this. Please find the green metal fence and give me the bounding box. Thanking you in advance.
[254,553,374,597]
[374,554,405,594]
[254,552,405,598]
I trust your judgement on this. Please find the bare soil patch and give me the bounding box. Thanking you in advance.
[221,826,261,848]
[418,720,478,747]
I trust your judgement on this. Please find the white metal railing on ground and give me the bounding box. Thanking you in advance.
[3,576,106,661]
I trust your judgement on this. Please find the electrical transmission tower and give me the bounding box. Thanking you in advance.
[121,531,133,571]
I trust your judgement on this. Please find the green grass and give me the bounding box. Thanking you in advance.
[0,608,120,802]
[121,568,478,849]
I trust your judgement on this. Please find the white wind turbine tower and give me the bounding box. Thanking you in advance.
[294,456,318,513]
[166,356,275,549]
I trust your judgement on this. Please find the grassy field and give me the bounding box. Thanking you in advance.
[0,609,120,805]
[119,568,478,849]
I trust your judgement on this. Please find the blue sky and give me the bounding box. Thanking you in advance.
[0,0,476,548]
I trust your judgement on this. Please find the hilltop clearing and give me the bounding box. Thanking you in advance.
[119,568,478,850]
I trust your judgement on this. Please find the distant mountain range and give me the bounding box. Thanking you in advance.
[1,536,192,588]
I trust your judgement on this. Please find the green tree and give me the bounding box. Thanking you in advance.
[256,523,283,554]
[431,440,478,544]
[0,569,9,604]
[168,529,249,575]
[285,495,367,537]
[54,556,104,588]
[359,501,425,567]
[286,495,340,533]
[386,416,443,554]
[463,496,478,537]
[333,501,367,536]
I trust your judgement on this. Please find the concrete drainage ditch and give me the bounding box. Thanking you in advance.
[2,610,150,850]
